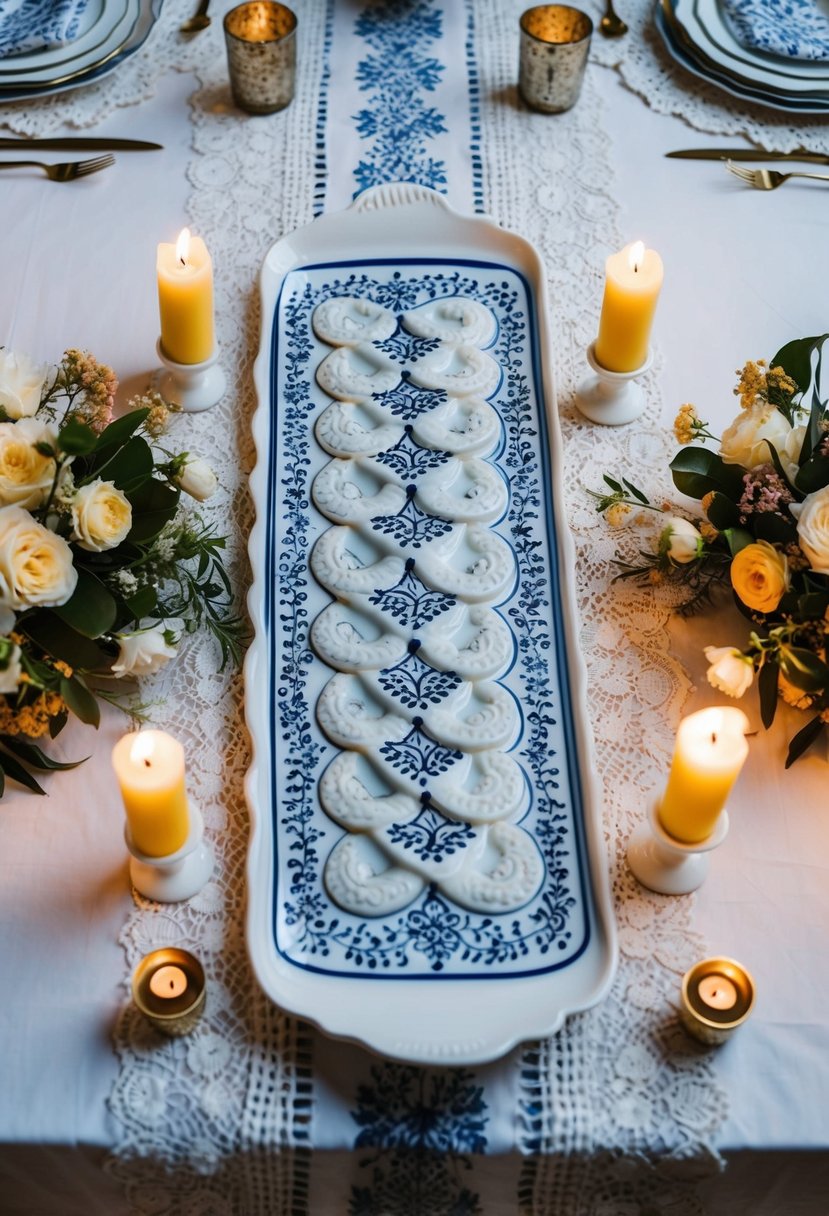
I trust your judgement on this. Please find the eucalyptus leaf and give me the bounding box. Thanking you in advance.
[57,418,97,456]
[0,737,87,771]
[778,646,829,693]
[127,479,180,543]
[0,749,46,794]
[89,435,154,492]
[670,447,745,501]
[54,570,117,639]
[93,409,149,455]
[603,475,623,492]
[60,676,100,727]
[758,659,779,730]
[795,453,829,495]
[124,584,158,621]
[722,527,753,557]
[785,716,825,769]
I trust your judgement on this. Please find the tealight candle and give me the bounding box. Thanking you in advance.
[680,957,755,1045]
[112,730,190,858]
[157,228,215,365]
[594,240,663,373]
[132,948,206,1036]
[658,706,750,845]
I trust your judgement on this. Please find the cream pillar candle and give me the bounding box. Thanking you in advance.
[594,240,663,373]
[658,707,750,844]
[157,228,215,365]
[112,729,190,857]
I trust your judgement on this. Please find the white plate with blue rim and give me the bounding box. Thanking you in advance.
[244,182,617,1065]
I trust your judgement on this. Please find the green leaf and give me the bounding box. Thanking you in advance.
[603,475,623,492]
[21,611,113,670]
[770,334,827,394]
[0,737,87,771]
[90,435,154,493]
[752,512,798,546]
[54,569,117,639]
[670,447,746,502]
[758,659,779,729]
[93,409,149,455]
[0,749,46,794]
[722,527,754,557]
[778,646,829,693]
[48,709,68,739]
[795,452,829,495]
[58,418,98,456]
[124,584,158,621]
[127,479,180,543]
[622,478,649,505]
[705,492,741,531]
[785,716,826,769]
[60,675,100,727]
[798,591,829,619]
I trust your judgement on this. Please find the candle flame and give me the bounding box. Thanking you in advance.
[175,227,191,267]
[628,240,645,273]
[130,731,156,767]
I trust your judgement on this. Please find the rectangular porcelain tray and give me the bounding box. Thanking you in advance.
[245,183,616,1065]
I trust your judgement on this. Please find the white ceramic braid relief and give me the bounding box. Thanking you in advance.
[309,295,544,917]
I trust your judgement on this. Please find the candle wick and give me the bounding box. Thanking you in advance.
[634,264,639,273]
[143,758,151,768]
[179,257,186,267]
[712,732,717,744]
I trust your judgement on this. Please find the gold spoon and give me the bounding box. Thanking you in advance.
[599,0,628,37]
[180,0,211,34]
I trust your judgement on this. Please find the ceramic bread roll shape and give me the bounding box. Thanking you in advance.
[308,295,544,918]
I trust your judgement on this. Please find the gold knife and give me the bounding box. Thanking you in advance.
[0,137,162,151]
[668,148,829,165]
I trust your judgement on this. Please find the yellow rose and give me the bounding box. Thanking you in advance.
[730,540,789,614]
[0,505,77,609]
[0,418,58,509]
[70,479,132,552]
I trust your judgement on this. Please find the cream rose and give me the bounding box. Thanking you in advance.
[0,639,21,694]
[0,505,77,609]
[790,484,829,576]
[111,621,183,678]
[730,540,789,614]
[720,403,792,469]
[0,417,58,509]
[660,516,702,564]
[779,425,808,485]
[175,456,218,502]
[0,350,47,420]
[70,479,132,552]
[704,646,754,699]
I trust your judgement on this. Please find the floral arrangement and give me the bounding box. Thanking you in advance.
[592,333,829,768]
[0,347,241,794]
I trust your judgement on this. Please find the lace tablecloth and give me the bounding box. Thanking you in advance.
[3,1,828,1212]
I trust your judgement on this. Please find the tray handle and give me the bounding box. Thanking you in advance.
[349,182,455,213]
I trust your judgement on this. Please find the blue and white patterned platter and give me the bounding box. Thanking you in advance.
[245,183,616,1065]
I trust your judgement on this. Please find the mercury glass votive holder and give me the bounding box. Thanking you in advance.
[519,5,593,113]
[680,957,755,1046]
[224,1,297,115]
[132,947,206,1037]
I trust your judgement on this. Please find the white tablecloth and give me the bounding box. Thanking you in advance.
[1,2,829,1212]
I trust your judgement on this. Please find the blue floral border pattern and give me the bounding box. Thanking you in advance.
[270,262,586,976]
[348,1063,488,1216]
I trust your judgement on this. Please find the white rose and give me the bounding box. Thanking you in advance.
[779,424,808,485]
[175,456,218,502]
[70,478,132,552]
[660,516,702,564]
[790,484,829,575]
[720,403,792,469]
[704,646,754,699]
[0,417,58,509]
[111,621,183,678]
[0,505,77,609]
[0,350,48,420]
[0,640,21,694]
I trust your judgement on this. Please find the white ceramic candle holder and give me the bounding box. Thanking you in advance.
[575,341,653,426]
[125,802,214,903]
[155,339,227,413]
[626,800,729,895]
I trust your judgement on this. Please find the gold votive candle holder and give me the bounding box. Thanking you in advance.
[680,956,755,1046]
[224,1,297,115]
[132,948,206,1037]
[519,5,593,114]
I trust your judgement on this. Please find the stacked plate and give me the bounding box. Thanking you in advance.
[655,0,829,113]
[0,0,162,102]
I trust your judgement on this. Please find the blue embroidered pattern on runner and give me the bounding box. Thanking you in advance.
[353,0,449,195]
[349,1063,487,1216]
[267,262,592,978]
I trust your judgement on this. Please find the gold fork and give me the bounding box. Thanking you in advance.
[726,159,829,191]
[0,154,114,182]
